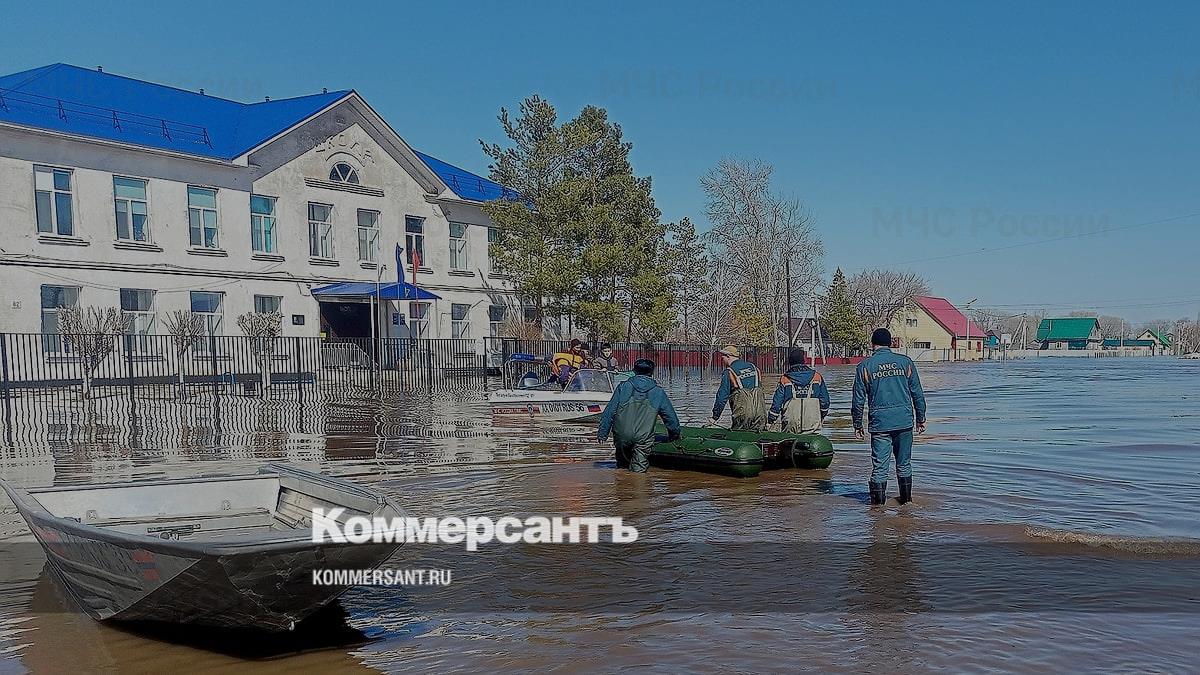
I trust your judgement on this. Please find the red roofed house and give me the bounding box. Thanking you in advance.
[889,295,988,361]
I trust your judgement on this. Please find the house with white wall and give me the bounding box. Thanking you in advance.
[0,63,525,351]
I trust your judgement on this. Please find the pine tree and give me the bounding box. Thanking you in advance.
[821,268,864,356]
[482,97,675,341]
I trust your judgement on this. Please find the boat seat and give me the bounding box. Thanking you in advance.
[86,507,275,540]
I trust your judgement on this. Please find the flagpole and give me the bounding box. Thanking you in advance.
[374,263,385,384]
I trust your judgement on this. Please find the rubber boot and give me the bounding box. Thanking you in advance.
[897,476,912,505]
[869,481,887,505]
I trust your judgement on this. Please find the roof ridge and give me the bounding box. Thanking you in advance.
[48,63,248,105]
[242,89,353,108]
[0,63,64,91]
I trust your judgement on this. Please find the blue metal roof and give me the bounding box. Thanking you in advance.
[311,281,440,301]
[0,63,350,161]
[0,63,516,200]
[414,150,517,203]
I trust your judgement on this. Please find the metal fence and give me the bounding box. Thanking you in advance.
[0,333,794,401]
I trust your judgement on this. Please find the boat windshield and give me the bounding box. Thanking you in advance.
[564,369,614,393]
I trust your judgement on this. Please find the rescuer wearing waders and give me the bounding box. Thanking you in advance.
[709,346,767,431]
[851,328,927,506]
[767,348,831,433]
[597,358,681,472]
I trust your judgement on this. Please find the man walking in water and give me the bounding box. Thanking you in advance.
[598,358,681,473]
[710,346,766,431]
[852,328,927,506]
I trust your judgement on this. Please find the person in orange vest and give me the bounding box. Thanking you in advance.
[550,339,587,387]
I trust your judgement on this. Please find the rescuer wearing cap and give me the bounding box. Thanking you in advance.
[709,345,766,431]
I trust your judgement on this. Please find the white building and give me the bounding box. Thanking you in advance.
[0,63,526,348]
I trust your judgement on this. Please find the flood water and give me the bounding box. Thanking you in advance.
[1,357,1198,672]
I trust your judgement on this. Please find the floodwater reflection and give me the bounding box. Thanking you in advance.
[0,359,1199,671]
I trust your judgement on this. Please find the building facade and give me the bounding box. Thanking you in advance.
[890,295,986,361]
[0,63,524,349]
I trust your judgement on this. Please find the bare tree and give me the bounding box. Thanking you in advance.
[848,269,930,337]
[499,311,543,341]
[1137,318,1175,337]
[237,311,283,395]
[59,306,133,399]
[689,263,742,347]
[163,310,205,396]
[1173,320,1199,354]
[1067,311,1130,339]
[701,158,824,345]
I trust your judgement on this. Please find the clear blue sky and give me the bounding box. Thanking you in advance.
[3,0,1198,323]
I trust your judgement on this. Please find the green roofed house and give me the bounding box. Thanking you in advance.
[1137,330,1172,355]
[1036,317,1102,350]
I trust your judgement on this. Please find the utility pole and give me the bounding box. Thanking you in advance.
[784,260,793,348]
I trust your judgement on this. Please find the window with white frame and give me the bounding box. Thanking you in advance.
[113,177,150,242]
[190,291,224,352]
[34,166,74,236]
[487,226,500,272]
[451,303,471,339]
[308,202,334,259]
[188,186,219,248]
[906,317,918,327]
[250,195,277,253]
[329,162,360,184]
[488,304,507,337]
[254,295,282,314]
[449,222,469,271]
[120,288,156,353]
[40,285,79,353]
[357,210,379,262]
[408,302,429,338]
[404,216,425,269]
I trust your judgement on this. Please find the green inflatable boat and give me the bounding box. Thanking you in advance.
[648,425,835,477]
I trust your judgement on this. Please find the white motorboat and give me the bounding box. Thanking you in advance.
[489,359,622,421]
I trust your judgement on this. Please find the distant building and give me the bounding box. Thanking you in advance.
[1137,330,1172,355]
[891,295,987,361]
[1036,318,1102,350]
[1101,338,1155,354]
[787,317,829,353]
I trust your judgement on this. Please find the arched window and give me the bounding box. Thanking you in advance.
[329,162,360,184]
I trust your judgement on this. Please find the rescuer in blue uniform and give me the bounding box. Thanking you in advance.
[598,358,681,473]
[709,346,767,431]
[851,328,927,506]
[767,348,831,432]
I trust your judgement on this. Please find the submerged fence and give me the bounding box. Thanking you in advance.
[0,333,794,401]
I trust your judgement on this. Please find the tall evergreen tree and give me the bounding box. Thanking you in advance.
[481,97,674,340]
[480,95,580,324]
[821,268,864,356]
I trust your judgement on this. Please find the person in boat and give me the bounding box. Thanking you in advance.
[598,358,681,473]
[592,343,620,371]
[767,347,830,433]
[550,339,587,386]
[852,328,927,506]
[709,346,766,431]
